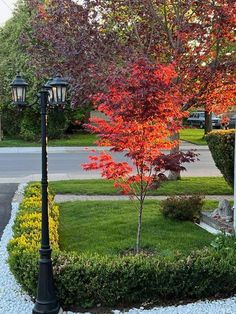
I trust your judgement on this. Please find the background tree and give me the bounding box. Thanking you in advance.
[91,1,236,107]
[0,0,36,138]
[0,0,73,140]
[25,0,129,107]
[26,0,236,113]
[83,59,196,253]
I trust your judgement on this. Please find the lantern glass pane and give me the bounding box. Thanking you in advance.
[61,86,67,102]
[23,88,26,102]
[57,86,62,102]
[12,87,17,103]
[17,87,24,102]
[52,87,57,103]
[48,89,53,103]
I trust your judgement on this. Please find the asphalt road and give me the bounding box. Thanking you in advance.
[0,183,18,239]
[0,147,221,183]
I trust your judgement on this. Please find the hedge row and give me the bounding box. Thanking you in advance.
[7,183,236,310]
[205,130,234,188]
[1,106,70,141]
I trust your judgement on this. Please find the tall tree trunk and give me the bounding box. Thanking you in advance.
[204,111,212,134]
[168,132,181,180]
[136,199,144,254]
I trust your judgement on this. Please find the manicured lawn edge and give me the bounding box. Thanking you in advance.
[7,183,236,310]
[0,132,97,147]
[1,128,206,147]
[49,177,233,196]
[180,128,207,145]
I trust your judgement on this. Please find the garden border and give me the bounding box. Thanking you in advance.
[6,183,236,312]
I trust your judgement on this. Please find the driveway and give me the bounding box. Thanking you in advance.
[0,184,18,239]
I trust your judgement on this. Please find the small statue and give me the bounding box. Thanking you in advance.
[211,199,233,222]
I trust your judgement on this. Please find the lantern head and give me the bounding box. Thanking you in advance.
[10,74,28,106]
[49,75,68,106]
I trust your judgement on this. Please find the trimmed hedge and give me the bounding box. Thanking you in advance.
[160,195,203,221]
[7,183,236,310]
[205,130,234,188]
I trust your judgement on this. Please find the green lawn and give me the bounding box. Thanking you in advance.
[0,128,213,147]
[0,137,41,147]
[180,128,206,145]
[59,200,215,256]
[0,132,97,147]
[50,176,233,196]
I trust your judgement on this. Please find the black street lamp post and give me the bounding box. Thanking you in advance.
[10,74,68,314]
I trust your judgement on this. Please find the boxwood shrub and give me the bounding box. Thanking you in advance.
[160,195,203,221]
[7,183,236,310]
[205,130,234,188]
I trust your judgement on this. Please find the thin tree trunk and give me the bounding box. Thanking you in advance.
[168,132,181,180]
[136,199,144,254]
[204,111,212,134]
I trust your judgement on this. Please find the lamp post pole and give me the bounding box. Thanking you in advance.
[33,88,61,314]
[10,74,68,314]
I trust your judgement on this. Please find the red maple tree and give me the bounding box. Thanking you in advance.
[83,59,196,253]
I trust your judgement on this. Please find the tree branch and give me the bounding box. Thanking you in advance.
[128,0,145,53]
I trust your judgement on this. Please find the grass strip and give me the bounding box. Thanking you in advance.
[0,132,97,147]
[180,128,206,145]
[0,128,211,147]
[50,176,233,196]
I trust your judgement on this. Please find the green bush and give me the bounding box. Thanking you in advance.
[19,108,71,141]
[48,108,70,139]
[1,105,71,141]
[205,130,234,188]
[160,195,203,221]
[20,110,41,141]
[0,105,22,137]
[211,234,236,250]
[8,184,236,310]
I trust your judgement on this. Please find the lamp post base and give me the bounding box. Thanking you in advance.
[32,303,62,314]
[32,246,60,314]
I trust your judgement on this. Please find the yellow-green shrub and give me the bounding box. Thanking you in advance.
[205,130,234,188]
[8,183,59,296]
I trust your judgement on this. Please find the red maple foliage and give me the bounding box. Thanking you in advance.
[83,59,197,252]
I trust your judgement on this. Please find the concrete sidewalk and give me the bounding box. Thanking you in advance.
[0,142,208,154]
[55,194,233,203]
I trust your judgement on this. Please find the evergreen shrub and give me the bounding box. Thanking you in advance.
[205,130,234,188]
[160,195,203,221]
[0,105,22,137]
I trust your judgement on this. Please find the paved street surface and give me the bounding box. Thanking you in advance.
[0,184,18,239]
[0,145,221,183]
